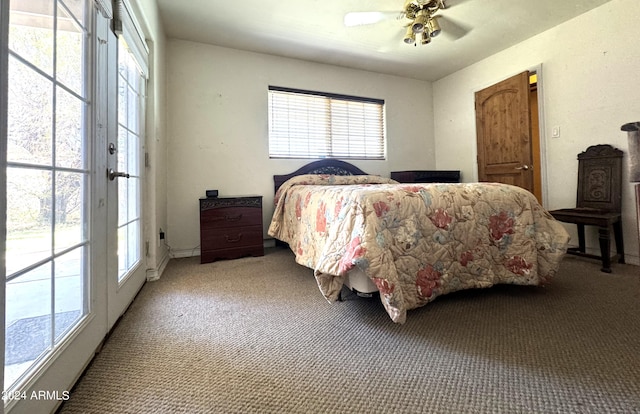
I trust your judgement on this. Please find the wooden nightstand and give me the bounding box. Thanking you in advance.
[199,196,264,264]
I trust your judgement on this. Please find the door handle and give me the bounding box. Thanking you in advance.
[515,165,530,171]
[108,169,130,181]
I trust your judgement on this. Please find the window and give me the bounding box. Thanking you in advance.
[268,87,385,159]
[113,0,147,284]
[5,0,90,390]
[115,36,144,283]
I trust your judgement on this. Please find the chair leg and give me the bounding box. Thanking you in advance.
[597,227,612,273]
[613,220,625,264]
[577,224,586,253]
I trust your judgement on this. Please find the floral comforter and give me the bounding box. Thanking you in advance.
[268,174,570,323]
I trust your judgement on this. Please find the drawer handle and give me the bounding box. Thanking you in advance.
[225,233,243,243]
[212,214,243,222]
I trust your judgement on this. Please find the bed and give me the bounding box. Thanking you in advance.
[268,159,570,323]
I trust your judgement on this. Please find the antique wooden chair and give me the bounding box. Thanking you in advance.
[549,144,624,272]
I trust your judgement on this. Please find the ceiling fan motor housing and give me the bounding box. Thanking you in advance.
[404,0,445,19]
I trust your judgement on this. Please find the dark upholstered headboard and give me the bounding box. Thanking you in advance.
[273,159,369,193]
[390,170,461,183]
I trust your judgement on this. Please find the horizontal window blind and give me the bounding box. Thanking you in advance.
[268,87,385,159]
[113,0,149,78]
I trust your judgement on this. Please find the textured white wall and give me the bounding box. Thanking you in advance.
[433,0,640,264]
[166,41,434,255]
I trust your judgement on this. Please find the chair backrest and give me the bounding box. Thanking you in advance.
[576,144,623,213]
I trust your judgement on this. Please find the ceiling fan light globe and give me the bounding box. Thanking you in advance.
[411,9,430,33]
[403,26,416,44]
[427,17,441,37]
[421,32,431,45]
[411,10,428,33]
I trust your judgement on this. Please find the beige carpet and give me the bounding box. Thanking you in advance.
[59,247,640,414]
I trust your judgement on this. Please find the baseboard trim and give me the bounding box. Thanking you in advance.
[146,251,170,281]
[621,254,638,266]
[169,240,276,259]
[170,248,200,259]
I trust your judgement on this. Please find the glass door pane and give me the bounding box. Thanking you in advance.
[5,0,89,391]
[116,36,142,283]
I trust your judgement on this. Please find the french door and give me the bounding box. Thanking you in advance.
[106,14,147,329]
[3,1,147,412]
[4,1,106,412]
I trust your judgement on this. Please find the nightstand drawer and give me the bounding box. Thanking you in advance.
[200,225,263,250]
[200,206,262,229]
[200,244,264,264]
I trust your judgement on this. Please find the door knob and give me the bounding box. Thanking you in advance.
[515,165,530,171]
[108,169,130,181]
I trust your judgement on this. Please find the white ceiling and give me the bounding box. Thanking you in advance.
[155,0,612,82]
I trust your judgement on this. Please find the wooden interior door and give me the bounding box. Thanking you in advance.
[475,71,534,193]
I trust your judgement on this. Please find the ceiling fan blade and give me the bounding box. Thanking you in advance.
[437,15,471,40]
[441,0,472,9]
[376,26,410,52]
[344,11,401,27]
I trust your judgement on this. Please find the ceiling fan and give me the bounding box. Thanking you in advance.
[344,0,468,47]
